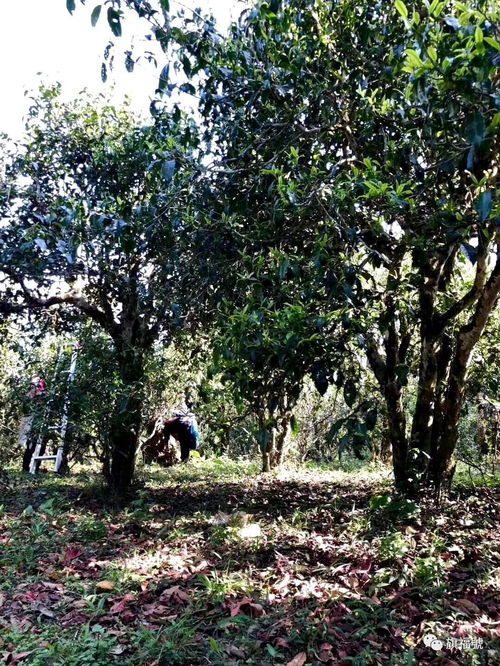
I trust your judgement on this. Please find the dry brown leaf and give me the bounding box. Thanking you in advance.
[229,597,265,618]
[225,645,246,658]
[109,594,135,614]
[96,580,115,592]
[4,652,34,664]
[286,652,307,666]
[159,585,190,605]
[452,599,482,615]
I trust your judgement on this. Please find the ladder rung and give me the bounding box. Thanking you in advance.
[33,455,57,461]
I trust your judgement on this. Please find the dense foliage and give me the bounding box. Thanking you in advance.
[0,0,498,498]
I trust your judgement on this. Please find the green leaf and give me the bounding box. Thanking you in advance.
[107,8,122,37]
[327,419,344,443]
[490,113,500,130]
[91,5,102,27]
[266,645,278,657]
[427,46,437,63]
[484,37,500,51]
[158,64,170,92]
[474,191,492,222]
[395,0,408,19]
[405,49,424,68]
[461,243,478,264]
[465,113,486,147]
[369,494,391,510]
[35,238,48,251]
[160,0,170,10]
[179,82,196,95]
[311,360,329,396]
[66,0,76,14]
[279,259,290,279]
[475,26,483,45]
[125,51,134,73]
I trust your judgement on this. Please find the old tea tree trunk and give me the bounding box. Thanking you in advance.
[432,261,500,489]
[107,341,145,491]
[368,233,500,496]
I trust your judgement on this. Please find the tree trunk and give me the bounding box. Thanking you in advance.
[432,262,500,491]
[106,345,144,492]
[258,410,276,473]
[409,335,438,469]
[274,412,292,467]
[366,242,498,497]
[261,428,276,473]
[384,382,409,492]
[476,397,488,456]
[366,321,409,492]
[373,429,392,464]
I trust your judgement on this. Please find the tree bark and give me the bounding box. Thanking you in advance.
[366,294,409,492]
[476,397,488,456]
[274,412,292,467]
[106,343,145,492]
[432,260,500,489]
[258,410,276,473]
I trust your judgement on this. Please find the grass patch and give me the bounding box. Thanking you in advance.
[0,460,498,665]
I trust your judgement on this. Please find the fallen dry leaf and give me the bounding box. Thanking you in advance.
[225,644,246,658]
[63,546,84,564]
[159,585,190,605]
[109,594,135,615]
[286,652,307,666]
[96,581,115,593]
[229,597,265,618]
[452,599,482,615]
[4,652,33,665]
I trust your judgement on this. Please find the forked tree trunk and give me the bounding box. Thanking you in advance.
[432,275,500,488]
[258,406,294,472]
[370,244,499,496]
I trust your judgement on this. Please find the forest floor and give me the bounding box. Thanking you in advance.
[0,459,498,666]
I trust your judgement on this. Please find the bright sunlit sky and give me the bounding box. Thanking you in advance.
[0,0,242,139]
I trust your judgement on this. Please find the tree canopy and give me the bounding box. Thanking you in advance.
[0,0,498,495]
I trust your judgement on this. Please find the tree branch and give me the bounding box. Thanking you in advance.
[438,235,490,326]
[0,283,117,336]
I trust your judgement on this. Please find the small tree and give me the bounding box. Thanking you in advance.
[0,87,203,490]
[214,278,337,471]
